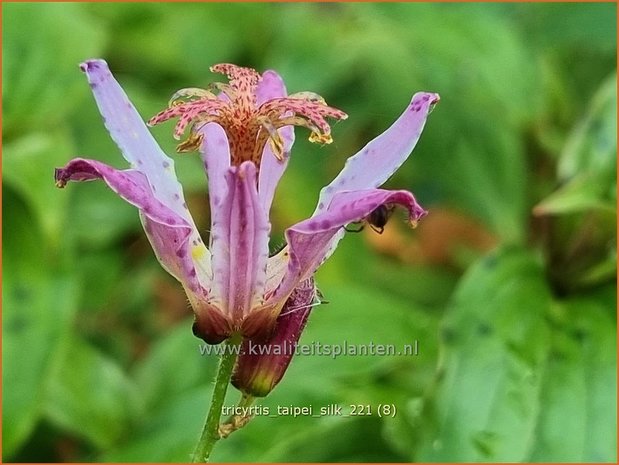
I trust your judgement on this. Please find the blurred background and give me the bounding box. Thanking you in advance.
[2,2,616,462]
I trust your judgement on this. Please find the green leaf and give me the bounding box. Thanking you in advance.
[577,253,618,288]
[534,74,617,292]
[536,73,618,219]
[416,247,553,461]
[415,249,616,462]
[528,289,617,462]
[44,337,140,449]
[558,73,617,182]
[2,188,78,459]
[534,173,616,216]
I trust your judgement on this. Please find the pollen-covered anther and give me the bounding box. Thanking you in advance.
[176,129,204,153]
[309,132,333,145]
[287,91,327,105]
[257,116,285,160]
[168,87,218,107]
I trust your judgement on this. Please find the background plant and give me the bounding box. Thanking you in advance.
[3,2,616,462]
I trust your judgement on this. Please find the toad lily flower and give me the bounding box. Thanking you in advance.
[55,60,438,348]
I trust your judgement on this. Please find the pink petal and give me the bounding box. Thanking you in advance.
[268,189,426,306]
[80,59,191,221]
[140,216,210,294]
[55,159,210,292]
[315,92,439,214]
[198,122,231,245]
[209,161,270,325]
[256,70,295,213]
[256,70,287,106]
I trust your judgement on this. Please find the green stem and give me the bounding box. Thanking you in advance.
[192,335,242,463]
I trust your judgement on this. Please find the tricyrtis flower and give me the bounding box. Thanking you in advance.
[55,59,438,347]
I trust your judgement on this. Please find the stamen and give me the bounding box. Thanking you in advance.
[275,115,328,144]
[149,63,348,165]
[257,116,285,160]
[176,128,204,153]
[169,88,218,107]
[287,91,327,104]
[309,132,333,145]
[148,99,227,136]
[260,97,347,135]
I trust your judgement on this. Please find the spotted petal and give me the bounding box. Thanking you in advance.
[81,59,192,220]
[209,161,270,326]
[54,159,207,292]
[267,188,426,308]
[315,92,439,214]
[198,121,231,249]
[58,59,211,291]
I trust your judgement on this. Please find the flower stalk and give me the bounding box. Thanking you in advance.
[191,335,241,463]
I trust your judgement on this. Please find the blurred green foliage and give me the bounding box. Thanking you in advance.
[2,2,616,462]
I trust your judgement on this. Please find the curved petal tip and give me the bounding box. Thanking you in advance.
[79,59,108,73]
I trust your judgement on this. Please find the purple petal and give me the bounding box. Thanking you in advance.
[268,189,426,306]
[55,158,211,292]
[256,70,287,106]
[232,277,316,397]
[140,215,211,295]
[80,59,190,220]
[198,122,231,243]
[257,70,295,213]
[209,161,270,325]
[258,126,294,213]
[315,92,439,214]
[239,247,290,338]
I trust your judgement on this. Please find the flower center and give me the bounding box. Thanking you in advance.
[148,64,347,166]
